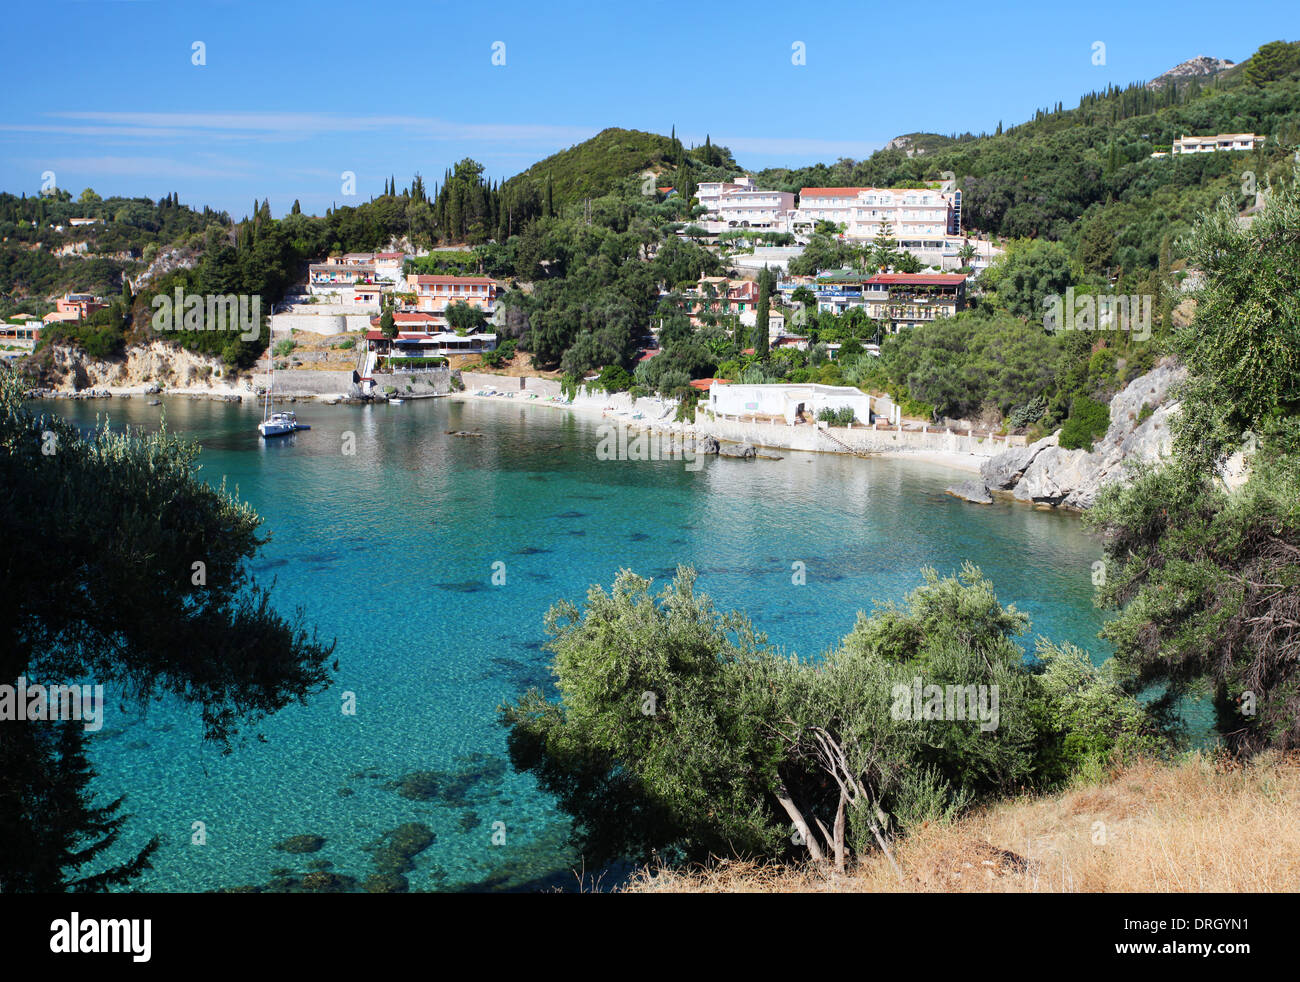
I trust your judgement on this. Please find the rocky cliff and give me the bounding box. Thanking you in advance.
[37,341,245,394]
[950,360,1187,510]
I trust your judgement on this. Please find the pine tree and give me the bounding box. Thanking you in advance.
[0,723,160,892]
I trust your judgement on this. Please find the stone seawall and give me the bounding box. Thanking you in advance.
[459,372,564,399]
[700,415,1025,457]
[253,369,355,396]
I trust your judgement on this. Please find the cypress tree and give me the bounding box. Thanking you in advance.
[752,266,772,355]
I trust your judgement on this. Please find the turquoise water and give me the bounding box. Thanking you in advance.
[44,394,1110,891]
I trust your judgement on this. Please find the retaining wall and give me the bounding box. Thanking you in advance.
[459,372,564,399]
[700,414,1027,456]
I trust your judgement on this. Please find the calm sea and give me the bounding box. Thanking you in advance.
[43,394,1110,891]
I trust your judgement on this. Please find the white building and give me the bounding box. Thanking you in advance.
[705,382,876,425]
[793,186,960,240]
[696,175,795,229]
[373,251,407,283]
[1171,133,1262,155]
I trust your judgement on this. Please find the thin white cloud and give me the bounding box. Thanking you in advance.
[30,155,255,180]
[25,111,598,145]
[713,135,886,160]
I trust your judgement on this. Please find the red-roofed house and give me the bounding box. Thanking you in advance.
[863,273,966,329]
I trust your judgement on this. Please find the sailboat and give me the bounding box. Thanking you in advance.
[258,344,309,438]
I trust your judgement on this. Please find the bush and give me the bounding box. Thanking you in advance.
[593,364,633,392]
[1059,394,1110,450]
[816,406,857,426]
[273,339,296,358]
[1008,395,1047,429]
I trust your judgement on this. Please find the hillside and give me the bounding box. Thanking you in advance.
[882,132,967,157]
[755,40,1300,270]
[499,126,739,210]
[1146,54,1235,90]
[0,192,223,317]
[626,752,1300,892]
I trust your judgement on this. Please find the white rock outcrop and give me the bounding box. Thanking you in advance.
[978,361,1188,509]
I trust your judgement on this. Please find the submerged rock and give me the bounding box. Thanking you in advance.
[366,822,437,875]
[946,481,993,504]
[274,833,326,854]
[364,873,409,894]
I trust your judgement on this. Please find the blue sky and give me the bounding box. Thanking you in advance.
[3,0,1297,218]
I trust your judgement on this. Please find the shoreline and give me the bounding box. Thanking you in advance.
[448,390,986,475]
[27,381,988,477]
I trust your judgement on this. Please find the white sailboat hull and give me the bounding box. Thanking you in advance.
[258,420,296,437]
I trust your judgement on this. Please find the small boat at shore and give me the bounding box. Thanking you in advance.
[390,398,405,404]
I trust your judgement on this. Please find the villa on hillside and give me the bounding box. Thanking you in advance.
[1170,133,1261,155]
[42,294,106,324]
[695,175,795,229]
[793,186,961,240]
[863,273,967,329]
[0,318,42,353]
[308,261,378,293]
[365,321,498,367]
[405,274,500,326]
[804,271,966,328]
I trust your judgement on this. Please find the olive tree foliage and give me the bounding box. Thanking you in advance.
[502,564,1161,872]
[0,369,335,889]
[1087,170,1300,753]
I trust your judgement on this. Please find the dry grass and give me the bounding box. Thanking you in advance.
[625,752,1300,893]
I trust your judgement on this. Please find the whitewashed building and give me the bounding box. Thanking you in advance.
[1171,133,1261,154]
[705,382,876,425]
[793,186,960,240]
[696,175,795,229]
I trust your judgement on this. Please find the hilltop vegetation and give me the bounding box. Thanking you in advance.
[500,127,739,213]
[0,190,223,317]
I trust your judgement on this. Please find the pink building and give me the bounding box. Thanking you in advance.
[405,275,499,326]
[43,294,106,324]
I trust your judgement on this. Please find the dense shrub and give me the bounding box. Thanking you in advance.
[1059,394,1111,450]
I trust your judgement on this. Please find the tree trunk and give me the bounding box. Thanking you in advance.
[832,792,847,872]
[775,790,826,863]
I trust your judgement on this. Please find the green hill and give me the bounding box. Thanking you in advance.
[500,127,740,211]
